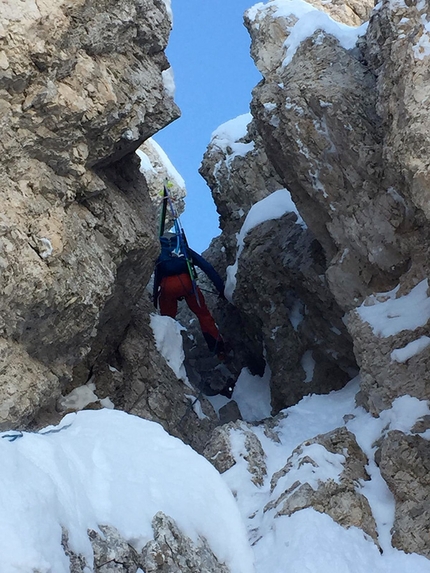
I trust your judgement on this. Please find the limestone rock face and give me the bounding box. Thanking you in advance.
[266,427,378,543]
[0,0,180,427]
[366,0,430,223]
[203,420,267,487]
[244,0,373,79]
[377,430,430,558]
[347,282,430,414]
[141,512,230,573]
[202,0,430,418]
[201,117,357,413]
[118,295,218,454]
[63,513,230,573]
[233,214,356,411]
[200,118,283,262]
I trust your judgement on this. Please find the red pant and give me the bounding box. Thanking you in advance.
[159,273,221,343]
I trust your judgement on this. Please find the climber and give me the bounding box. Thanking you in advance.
[153,233,227,359]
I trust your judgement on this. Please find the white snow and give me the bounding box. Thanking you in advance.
[210,113,255,165]
[289,299,304,330]
[150,314,190,385]
[1,370,430,573]
[246,0,368,68]
[222,379,430,573]
[137,138,185,188]
[185,394,209,420]
[271,442,345,498]
[162,67,176,97]
[136,148,156,173]
[391,335,430,363]
[413,15,430,60]
[205,366,272,423]
[58,382,99,411]
[39,237,53,259]
[225,189,305,301]
[301,349,315,382]
[0,410,254,573]
[357,279,430,337]
[233,366,272,422]
[161,0,173,21]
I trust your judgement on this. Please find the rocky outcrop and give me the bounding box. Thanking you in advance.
[266,427,378,543]
[200,0,430,559]
[203,420,267,487]
[119,295,218,454]
[63,513,230,573]
[200,117,283,262]
[201,0,430,418]
[141,512,230,573]
[0,0,180,428]
[244,0,430,414]
[200,112,357,413]
[377,430,430,558]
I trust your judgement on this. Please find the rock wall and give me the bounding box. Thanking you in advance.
[200,0,430,560]
[0,0,183,429]
[202,0,430,415]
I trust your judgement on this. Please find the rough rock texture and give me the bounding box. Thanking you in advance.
[0,0,180,428]
[377,430,430,558]
[63,514,230,573]
[200,120,283,262]
[266,427,378,543]
[141,512,230,573]
[201,118,357,413]
[245,0,373,79]
[199,0,430,558]
[201,0,430,417]
[244,0,430,415]
[365,0,430,224]
[137,137,186,229]
[233,214,356,411]
[203,420,267,487]
[348,289,430,415]
[119,294,218,454]
[90,526,142,572]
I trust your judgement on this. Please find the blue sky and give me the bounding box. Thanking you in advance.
[154,0,261,253]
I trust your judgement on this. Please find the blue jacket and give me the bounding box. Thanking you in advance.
[153,236,224,305]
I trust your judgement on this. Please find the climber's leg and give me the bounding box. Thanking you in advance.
[185,286,224,354]
[158,274,189,318]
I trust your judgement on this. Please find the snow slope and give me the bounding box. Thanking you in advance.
[0,410,254,573]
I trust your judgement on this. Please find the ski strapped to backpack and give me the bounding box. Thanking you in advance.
[159,181,202,307]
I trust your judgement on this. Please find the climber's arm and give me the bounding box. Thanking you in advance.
[190,250,224,295]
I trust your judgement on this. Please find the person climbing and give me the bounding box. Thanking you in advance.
[153,233,227,359]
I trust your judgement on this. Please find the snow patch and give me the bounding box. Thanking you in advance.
[301,349,315,383]
[0,410,255,573]
[162,67,176,97]
[413,15,430,60]
[357,279,430,337]
[246,0,367,68]
[391,336,430,363]
[271,442,345,499]
[137,138,185,188]
[233,366,272,422]
[150,314,190,385]
[210,113,255,167]
[161,0,172,21]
